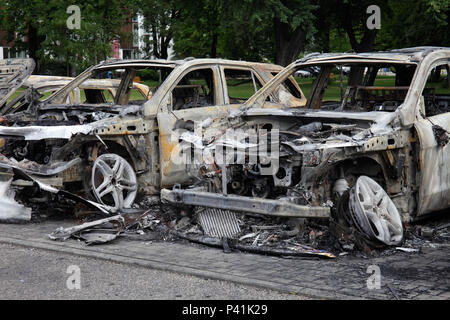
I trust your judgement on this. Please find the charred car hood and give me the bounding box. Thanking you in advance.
[242,107,397,124]
[0,59,35,108]
[229,107,399,153]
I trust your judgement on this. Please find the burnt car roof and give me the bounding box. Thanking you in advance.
[94,58,283,71]
[295,46,450,65]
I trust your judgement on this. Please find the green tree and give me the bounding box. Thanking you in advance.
[0,0,48,72]
[226,0,317,66]
[317,0,390,53]
[137,0,180,59]
[172,0,226,58]
[270,0,317,65]
[172,0,317,66]
[0,0,137,75]
[375,0,450,50]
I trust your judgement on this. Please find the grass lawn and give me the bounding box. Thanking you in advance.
[295,75,396,101]
[225,79,260,100]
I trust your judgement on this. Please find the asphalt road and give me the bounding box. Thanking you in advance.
[0,243,308,300]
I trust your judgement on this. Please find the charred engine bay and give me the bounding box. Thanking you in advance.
[0,103,143,171]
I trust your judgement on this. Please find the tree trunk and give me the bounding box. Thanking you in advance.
[322,28,330,53]
[151,27,160,59]
[210,32,218,58]
[274,17,306,66]
[343,17,378,53]
[431,65,442,82]
[161,36,170,60]
[343,19,378,85]
[27,24,41,73]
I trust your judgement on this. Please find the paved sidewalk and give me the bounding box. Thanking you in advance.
[0,218,448,300]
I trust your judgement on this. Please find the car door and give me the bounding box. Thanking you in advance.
[157,64,283,187]
[414,61,450,215]
[157,65,228,187]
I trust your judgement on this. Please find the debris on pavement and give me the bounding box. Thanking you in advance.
[49,214,126,242]
[30,192,450,258]
[176,232,336,259]
[49,210,156,245]
[395,247,419,253]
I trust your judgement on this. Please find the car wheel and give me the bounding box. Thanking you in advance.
[91,153,138,211]
[349,176,403,245]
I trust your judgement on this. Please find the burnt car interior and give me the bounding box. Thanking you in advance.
[422,63,450,116]
[70,67,159,106]
[7,66,173,125]
[172,68,215,110]
[294,63,418,112]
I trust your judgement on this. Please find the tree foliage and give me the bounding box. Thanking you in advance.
[0,0,136,74]
[375,0,450,50]
[1,0,449,74]
[171,0,317,66]
[137,0,179,59]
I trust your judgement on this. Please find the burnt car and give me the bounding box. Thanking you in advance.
[161,47,450,246]
[2,75,151,116]
[0,57,305,215]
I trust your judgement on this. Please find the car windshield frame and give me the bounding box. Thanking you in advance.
[245,59,419,114]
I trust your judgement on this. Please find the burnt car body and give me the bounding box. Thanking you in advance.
[24,75,151,105]
[0,58,304,213]
[160,47,450,245]
[1,75,151,116]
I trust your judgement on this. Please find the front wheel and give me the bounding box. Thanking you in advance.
[349,176,403,246]
[90,153,138,211]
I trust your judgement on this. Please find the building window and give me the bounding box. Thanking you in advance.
[1,47,26,59]
[133,23,139,48]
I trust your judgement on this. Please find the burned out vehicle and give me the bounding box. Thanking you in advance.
[161,47,450,246]
[23,75,151,105]
[0,57,304,216]
[1,75,151,116]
